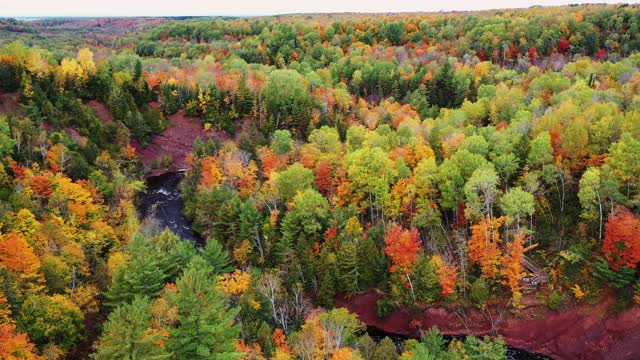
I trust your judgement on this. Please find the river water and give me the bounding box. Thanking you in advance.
[139,172,552,360]
[138,172,200,243]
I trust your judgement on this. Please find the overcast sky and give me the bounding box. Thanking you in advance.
[2,0,636,17]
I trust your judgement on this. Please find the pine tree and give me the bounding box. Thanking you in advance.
[106,235,166,306]
[373,337,398,360]
[167,256,241,360]
[199,237,233,275]
[338,240,361,293]
[92,296,170,360]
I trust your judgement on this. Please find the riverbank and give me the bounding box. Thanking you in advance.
[335,289,640,360]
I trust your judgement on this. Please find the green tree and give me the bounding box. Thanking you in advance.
[429,61,464,109]
[463,336,507,359]
[271,129,293,155]
[17,294,84,349]
[275,163,314,204]
[167,257,241,360]
[373,337,398,360]
[464,164,500,220]
[93,296,170,360]
[199,237,233,275]
[262,69,314,135]
[500,187,535,233]
[106,235,166,306]
[607,132,640,197]
[347,147,397,223]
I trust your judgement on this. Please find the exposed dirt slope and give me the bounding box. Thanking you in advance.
[335,289,640,360]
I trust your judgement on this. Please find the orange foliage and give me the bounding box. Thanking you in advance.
[468,216,505,279]
[0,232,40,276]
[0,323,42,360]
[199,155,224,190]
[602,206,640,271]
[432,255,457,298]
[500,233,527,296]
[28,175,53,199]
[272,328,290,352]
[383,224,421,273]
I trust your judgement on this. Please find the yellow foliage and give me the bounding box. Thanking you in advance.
[76,48,96,75]
[216,270,251,296]
[571,284,586,300]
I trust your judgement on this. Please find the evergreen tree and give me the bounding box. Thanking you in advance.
[428,61,463,109]
[199,237,233,275]
[358,334,377,360]
[167,256,241,360]
[373,337,398,360]
[106,235,166,306]
[92,296,170,360]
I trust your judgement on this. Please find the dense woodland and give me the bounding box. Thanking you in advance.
[1,3,640,359]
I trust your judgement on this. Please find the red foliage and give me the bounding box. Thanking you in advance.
[29,175,53,199]
[596,48,607,60]
[383,224,421,273]
[528,47,538,63]
[315,160,334,196]
[602,206,640,271]
[558,39,570,53]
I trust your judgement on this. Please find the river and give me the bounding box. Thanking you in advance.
[138,172,201,243]
[139,172,552,360]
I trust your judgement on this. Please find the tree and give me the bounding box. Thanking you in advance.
[347,147,397,224]
[601,206,640,271]
[106,235,166,306]
[167,257,241,359]
[372,337,398,360]
[500,234,532,306]
[464,165,500,221]
[17,294,84,349]
[383,224,421,274]
[92,296,170,360]
[275,163,314,204]
[500,187,535,233]
[0,232,40,277]
[468,216,505,280]
[279,189,329,262]
[607,133,640,197]
[463,336,507,359]
[199,237,233,275]
[429,61,462,109]
[0,323,42,360]
[431,255,457,298]
[527,131,554,169]
[262,70,314,135]
[271,129,293,155]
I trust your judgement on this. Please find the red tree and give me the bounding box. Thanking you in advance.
[383,224,421,273]
[602,206,640,271]
[315,160,333,196]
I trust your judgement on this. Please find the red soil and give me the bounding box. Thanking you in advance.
[88,100,114,124]
[0,92,20,115]
[132,106,205,173]
[335,289,640,360]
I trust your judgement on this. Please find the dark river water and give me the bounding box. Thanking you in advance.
[138,172,200,243]
[139,172,552,360]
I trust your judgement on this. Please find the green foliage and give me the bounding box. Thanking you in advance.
[470,277,491,308]
[17,294,85,349]
[373,336,398,360]
[167,256,241,360]
[106,235,167,306]
[199,237,234,275]
[93,296,170,360]
[546,290,567,311]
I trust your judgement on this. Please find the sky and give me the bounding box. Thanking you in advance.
[2,0,637,17]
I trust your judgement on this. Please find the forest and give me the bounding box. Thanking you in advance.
[0,3,640,359]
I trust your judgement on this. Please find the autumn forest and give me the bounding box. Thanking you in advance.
[1,3,640,359]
